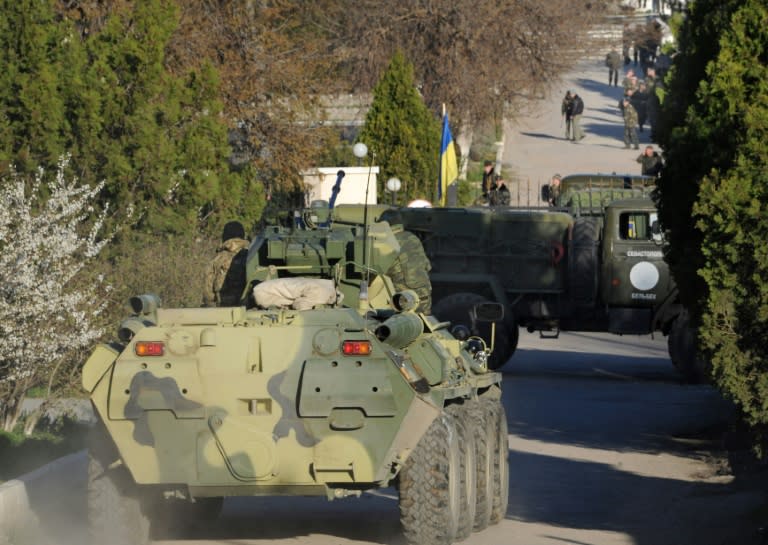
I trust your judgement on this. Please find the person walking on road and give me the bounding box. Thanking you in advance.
[605,48,622,86]
[622,97,640,150]
[561,91,574,140]
[631,82,649,133]
[570,93,585,141]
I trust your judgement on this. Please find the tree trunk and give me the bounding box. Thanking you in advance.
[0,394,24,433]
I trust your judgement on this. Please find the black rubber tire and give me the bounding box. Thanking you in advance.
[432,292,512,370]
[399,413,462,545]
[568,217,600,308]
[483,399,509,525]
[668,311,708,384]
[447,405,478,541]
[468,400,495,532]
[88,420,150,545]
[387,229,433,314]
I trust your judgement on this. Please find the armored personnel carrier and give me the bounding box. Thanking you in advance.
[82,171,509,545]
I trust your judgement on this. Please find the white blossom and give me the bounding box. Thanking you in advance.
[0,157,112,430]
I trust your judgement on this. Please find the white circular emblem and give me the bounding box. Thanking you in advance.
[629,261,659,291]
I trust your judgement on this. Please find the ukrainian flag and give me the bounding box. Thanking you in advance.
[439,113,458,207]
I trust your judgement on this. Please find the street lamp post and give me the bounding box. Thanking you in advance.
[386,177,401,206]
[352,142,368,166]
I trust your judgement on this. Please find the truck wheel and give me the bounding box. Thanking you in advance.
[399,413,462,545]
[447,405,477,541]
[568,217,600,307]
[483,399,509,524]
[88,420,150,545]
[468,400,495,532]
[668,311,709,384]
[433,292,512,369]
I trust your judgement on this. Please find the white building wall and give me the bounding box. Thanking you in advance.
[302,166,380,205]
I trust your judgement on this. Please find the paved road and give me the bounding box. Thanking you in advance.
[144,331,761,545]
[503,56,657,205]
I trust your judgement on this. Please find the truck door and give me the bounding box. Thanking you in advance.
[602,205,671,333]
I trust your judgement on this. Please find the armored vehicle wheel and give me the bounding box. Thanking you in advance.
[447,404,477,541]
[568,217,600,308]
[399,413,463,545]
[433,292,512,369]
[468,400,495,532]
[87,420,150,545]
[483,399,509,524]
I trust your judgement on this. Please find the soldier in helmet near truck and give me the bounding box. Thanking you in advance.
[202,220,250,307]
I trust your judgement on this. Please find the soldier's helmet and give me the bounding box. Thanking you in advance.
[222,220,245,242]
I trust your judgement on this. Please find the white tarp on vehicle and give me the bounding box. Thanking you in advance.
[253,278,340,310]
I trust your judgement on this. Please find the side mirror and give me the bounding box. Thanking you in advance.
[471,302,504,323]
[651,220,661,235]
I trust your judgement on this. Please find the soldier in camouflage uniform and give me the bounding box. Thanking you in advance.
[202,221,250,307]
[381,213,432,314]
[621,97,640,150]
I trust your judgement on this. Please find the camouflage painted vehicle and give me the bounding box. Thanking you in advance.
[391,174,697,379]
[82,172,508,545]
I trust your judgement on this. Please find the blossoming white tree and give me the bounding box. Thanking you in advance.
[0,158,110,433]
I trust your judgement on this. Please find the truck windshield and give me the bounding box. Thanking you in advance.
[619,212,652,240]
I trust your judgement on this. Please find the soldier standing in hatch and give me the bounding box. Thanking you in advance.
[203,221,250,307]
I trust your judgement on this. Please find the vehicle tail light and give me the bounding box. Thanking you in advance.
[134,341,165,357]
[342,340,372,356]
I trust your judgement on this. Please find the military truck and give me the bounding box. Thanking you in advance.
[388,173,698,379]
[82,171,509,545]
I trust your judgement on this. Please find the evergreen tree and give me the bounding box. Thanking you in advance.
[656,0,768,444]
[80,0,262,234]
[0,0,87,173]
[359,51,440,203]
[0,0,262,235]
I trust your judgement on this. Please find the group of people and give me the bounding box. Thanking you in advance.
[622,20,663,77]
[617,66,661,150]
[555,49,665,176]
[561,91,586,142]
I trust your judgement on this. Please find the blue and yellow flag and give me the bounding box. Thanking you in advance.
[439,113,458,207]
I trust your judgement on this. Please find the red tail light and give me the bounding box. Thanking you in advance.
[342,340,372,356]
[134,341,165,357]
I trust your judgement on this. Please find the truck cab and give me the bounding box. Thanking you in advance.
[600,198,676,334]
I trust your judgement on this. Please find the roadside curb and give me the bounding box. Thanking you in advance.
[0,450,86,544]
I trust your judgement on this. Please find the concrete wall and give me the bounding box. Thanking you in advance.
[0,451,87,545]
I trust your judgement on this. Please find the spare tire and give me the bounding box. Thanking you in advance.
[432,292,512,370]
[568,217,600,308]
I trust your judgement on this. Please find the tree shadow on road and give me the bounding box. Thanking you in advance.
[520,132,567,140]
[572,77,628,102]
[504,449,766,545]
